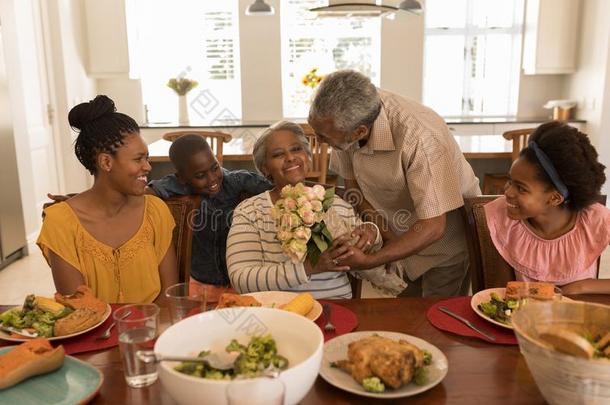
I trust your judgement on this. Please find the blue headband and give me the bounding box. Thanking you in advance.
[528,141,569,200]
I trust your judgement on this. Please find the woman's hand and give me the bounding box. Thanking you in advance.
[351,223,377,253]
[307,234,353,274]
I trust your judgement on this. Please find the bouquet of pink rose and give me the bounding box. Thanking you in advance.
[271,183,335,265]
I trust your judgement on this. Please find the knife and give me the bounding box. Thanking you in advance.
[438,306,496,341]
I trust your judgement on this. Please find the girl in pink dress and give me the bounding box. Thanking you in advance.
[485,121,610,294]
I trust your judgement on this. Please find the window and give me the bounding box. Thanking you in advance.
[423,0,524,117]
[135,0,242,124]
[280,0,381,118]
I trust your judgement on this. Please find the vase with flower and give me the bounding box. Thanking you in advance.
[167,77,199,125]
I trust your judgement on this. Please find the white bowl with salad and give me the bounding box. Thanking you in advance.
[154,307,324,405]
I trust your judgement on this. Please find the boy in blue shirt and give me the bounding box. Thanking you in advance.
[147,135,271,300]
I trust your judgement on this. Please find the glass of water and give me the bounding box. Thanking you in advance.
[114,304,159,388]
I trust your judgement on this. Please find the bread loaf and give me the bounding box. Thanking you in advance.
[0,338,65,390]
[505,281,555,301]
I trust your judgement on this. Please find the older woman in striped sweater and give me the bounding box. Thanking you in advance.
[226,121,405,299]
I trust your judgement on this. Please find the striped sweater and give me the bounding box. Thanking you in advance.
[226,191,406,299]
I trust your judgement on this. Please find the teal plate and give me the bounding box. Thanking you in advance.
[0,347,103,405]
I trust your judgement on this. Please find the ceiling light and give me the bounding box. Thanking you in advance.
[246,0,275,16]
[310,0,423,18]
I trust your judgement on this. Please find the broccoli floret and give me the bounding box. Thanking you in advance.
[0,308,25,328]
[226,339,246,353]
[362,377,385,393]
[422,350,432,366]
[204,369,231,380]
[414,367,428,386]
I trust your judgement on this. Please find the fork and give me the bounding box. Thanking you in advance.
[96,310,132,340]
[322,303,335,333]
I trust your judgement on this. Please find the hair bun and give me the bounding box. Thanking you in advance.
[68,95,116,131]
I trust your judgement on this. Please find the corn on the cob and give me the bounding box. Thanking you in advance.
[35,296,65,316]
[281,293,314,316]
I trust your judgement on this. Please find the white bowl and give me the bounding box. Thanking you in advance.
[512,300,610,405]
[155,307,324,405]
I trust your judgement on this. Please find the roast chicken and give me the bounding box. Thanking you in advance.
[335,335,425,389]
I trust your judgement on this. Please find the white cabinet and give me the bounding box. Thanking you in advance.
[84,0,138,78]
[522,0,581,75]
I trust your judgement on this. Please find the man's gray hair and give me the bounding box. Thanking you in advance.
[252,120,312,177]
[309,70,382,132]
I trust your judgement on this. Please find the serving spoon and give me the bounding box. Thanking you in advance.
[137,350,241,370]
[136,350,282,378]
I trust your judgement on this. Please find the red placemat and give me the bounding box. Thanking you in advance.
[0,304,123,354]
[427,297,518,345]
[315,300,358,342]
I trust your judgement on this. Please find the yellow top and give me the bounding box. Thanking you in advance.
[37,195,175,304]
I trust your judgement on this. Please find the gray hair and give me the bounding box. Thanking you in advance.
[252,120,313,177]
[309,70,382,132]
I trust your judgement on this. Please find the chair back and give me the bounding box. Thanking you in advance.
[163,195,201,283]
[462,196,515,293]
[502,128,535,162]
[163,131,232,164]
[300,124,329,184]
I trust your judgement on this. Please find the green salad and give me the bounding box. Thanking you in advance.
[478,292,519,324]
[0,295,73,337]
[175,334,288,380]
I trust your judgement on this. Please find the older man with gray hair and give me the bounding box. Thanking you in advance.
[308,70,481,297]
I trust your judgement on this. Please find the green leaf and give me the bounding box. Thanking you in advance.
[322,187,335,211]
[311,223,323,233]
[307,241,321,266]
[321,224,333,241]
[312,233,328,252]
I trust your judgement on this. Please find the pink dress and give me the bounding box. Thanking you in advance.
[484,196,610,285]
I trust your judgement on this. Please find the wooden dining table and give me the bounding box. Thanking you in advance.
[5,294,597,404]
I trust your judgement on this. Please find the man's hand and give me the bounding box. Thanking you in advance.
[351,223,377,252]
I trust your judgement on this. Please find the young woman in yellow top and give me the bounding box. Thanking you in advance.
[37,96,178,303]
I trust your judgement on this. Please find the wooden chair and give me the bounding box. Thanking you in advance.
[462,196,513,293]
[300,124,329,184]
[462,195,606,293]
[163,195,201,283]
[503,128,536,162]
[481,128,536,195]
[163,131,232,165]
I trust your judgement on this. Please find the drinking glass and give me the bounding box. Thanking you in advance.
[226,378,285,405]
[114,304,159,388]
[165,282,208,324]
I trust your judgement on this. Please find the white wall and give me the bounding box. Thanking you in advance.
[380,10,424,101]
[238,0,283,121]
[563,0,610,146]
[516,74,564,118]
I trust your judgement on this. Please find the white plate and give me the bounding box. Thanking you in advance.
[243,291,322,321]
[471,288,515,330]
[0,304,112,342]
[319,331,448,399]
[471,287,569,330]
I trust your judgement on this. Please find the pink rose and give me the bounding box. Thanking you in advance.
[312,184,326,200]
[284,197,297,210]
[293,226,312,242]
[310,200,323,212]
